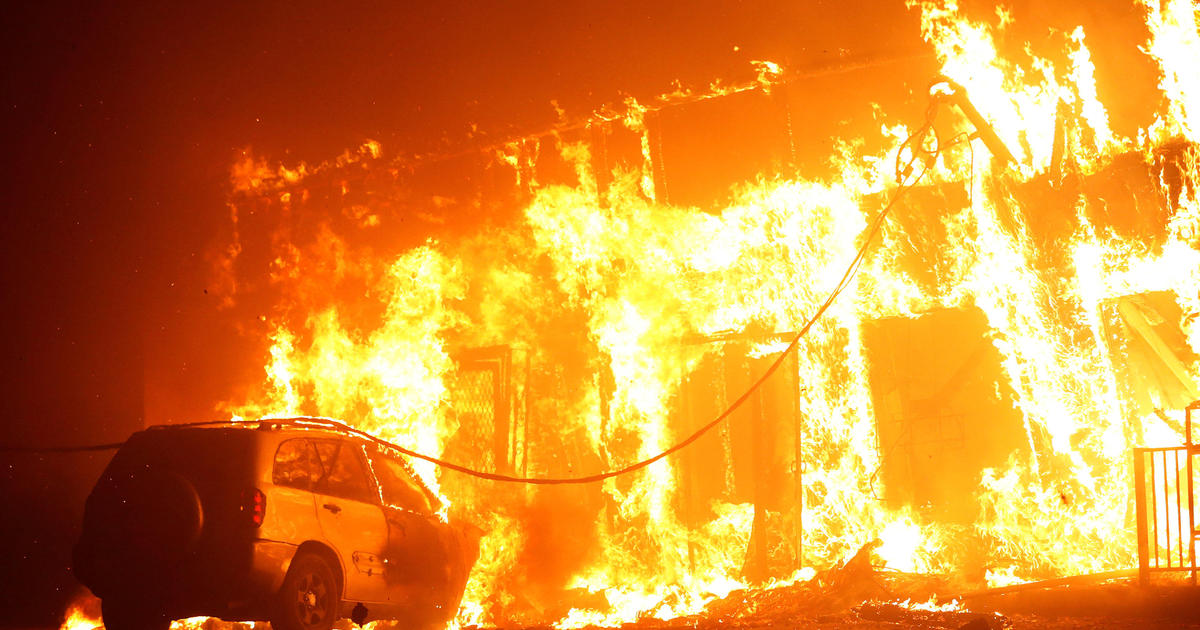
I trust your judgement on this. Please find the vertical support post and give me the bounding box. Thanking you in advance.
[1151,449,1159,569]
[589,120,612,206]
[1134,449,1149,585]
[790,346,803,571]
[522,354,532,477]
[493,348,511,474]
[510,350,519,473]
[750,374,768,583]
[775,80,798,171]
[680,349,696,573]
[1177,449,1184,568]
[647,109,670,205]
[1187,404,1197,584]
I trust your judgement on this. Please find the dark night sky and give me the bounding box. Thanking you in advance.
[0,0,1159,624]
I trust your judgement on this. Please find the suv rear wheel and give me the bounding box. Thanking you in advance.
[273,552,339,630]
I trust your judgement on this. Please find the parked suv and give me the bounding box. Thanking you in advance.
[73,418,481,630]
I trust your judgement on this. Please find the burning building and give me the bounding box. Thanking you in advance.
[112,0,1200,628]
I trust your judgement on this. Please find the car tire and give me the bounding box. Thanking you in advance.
[100,596,171,630]
[273,552,340,630]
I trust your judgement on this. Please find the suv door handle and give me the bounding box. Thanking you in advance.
[322,503,342,514]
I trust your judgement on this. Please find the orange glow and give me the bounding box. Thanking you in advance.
[59,593,101,630]
[203,1,1200,627]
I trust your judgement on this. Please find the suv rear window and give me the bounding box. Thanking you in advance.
[366,446,436,514]
[273,438,321,490]
[312,439,376,504]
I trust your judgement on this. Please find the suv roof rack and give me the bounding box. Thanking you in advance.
[257,416,361,434]
[145,419,253,430]
[146,416,359,435]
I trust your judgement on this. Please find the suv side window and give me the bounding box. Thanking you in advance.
[366,446,436,515]
[273,438,321,490]
[312,439,376,504]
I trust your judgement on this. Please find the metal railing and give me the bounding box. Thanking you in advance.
[1134,401,1200,584]
[449,345,513,473]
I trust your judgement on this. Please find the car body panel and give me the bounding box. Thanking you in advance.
[260,484,323,544]
[313,490,390,603]
[258,437,324,549]
[73,419,478,626]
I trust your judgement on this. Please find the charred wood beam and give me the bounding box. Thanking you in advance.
[855,602,1006,629]
[791,347,803,571]
[956,568,1136,600]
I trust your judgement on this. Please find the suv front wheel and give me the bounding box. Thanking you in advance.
[273,552,339,630]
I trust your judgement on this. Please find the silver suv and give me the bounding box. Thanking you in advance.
[73,418,480,630]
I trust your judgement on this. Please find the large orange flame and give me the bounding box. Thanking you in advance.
[196,1,1200,627]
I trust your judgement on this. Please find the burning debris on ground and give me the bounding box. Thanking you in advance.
[12,0,1200,629]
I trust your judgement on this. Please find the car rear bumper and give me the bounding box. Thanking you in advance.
[74,536,297,621]
[176,538,298,620]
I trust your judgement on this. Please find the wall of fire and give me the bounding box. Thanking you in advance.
[189,57,1199,586]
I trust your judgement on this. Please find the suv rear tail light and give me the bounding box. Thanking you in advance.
[240,488,266,527]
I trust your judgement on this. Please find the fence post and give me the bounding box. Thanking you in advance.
[1134,449,1149,585]
[1187,404,1197,585]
